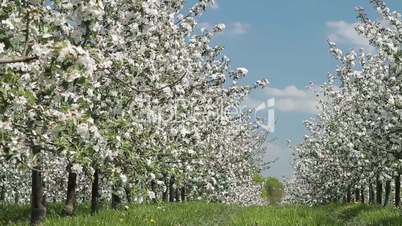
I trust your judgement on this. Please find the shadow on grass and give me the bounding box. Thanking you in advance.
[330,204,402,226]
[0,202,104,225]
[334,204,372,222]
[366,216,402,226]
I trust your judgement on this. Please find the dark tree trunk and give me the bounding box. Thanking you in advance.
[30,147,46,226]
[125,186,132,203]
[369,182,375,204]
[169,176,175,202]
[175,188,180,202]
[151,180,157,203]
[360,186,365,204]
[354,188,360,202]
[91,168,100,215]
[376,175,382,205]
[63,164,77,216]
[0,186,5,202]
[346,189,352,203]
[181,186,186,202]
[14,192,19,204]
[162,174,168,202]
[111,192,121,209]
[395,173,401,207]
[384,180,391,207]
[82,185,88,202]
[162,189,168,202]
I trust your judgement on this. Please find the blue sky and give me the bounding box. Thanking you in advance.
[191,0,402,178]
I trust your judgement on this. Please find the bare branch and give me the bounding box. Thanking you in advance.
[23,11,31,56]
[112,72,187,94]
[0,56,38,64]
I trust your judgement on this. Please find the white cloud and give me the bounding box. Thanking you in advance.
[229,22,250,35]
[267,85,307,98]
[243,95,261,108]
[326,20,373,51]
[198,22,212,30]
[275,97,318,114]
[266,86,319,114]
[245,85,319,114]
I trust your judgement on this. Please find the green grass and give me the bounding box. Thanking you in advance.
[1,202,402,226]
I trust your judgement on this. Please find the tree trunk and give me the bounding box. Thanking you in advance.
[175,188,180,202]
[111,191,121,209]
[360,186,365,204]
[0,186,5,202]
[63,164,77,216]
[30,147,46,226]
[369,182,375,204]
[91,168,100,215]
[346,189,352,203]
[354,188,360,202]
[82,185,88,202]
[151,180,157,203]
[384,180,391,207]
[162,174,168,202]
[395,173,400,207]
[162,188,168,202]
[169,176,175,202]
[181,186,186,202]
[125,186,132,203]
[14,192,19,204]
[376,175,382,205]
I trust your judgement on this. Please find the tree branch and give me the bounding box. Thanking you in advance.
[23,11,31,56]
[112,72,187,94]
[0,56,38,64]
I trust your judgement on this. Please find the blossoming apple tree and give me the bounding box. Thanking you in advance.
[288,0,402,205]
[0,0,269,225]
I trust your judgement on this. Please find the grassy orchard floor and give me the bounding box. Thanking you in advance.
[1,202,402,226]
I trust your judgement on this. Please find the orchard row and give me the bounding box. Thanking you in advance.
[0,1,269,225]
[289,0,402,207]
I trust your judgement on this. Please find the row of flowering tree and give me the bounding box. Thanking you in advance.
[288,0,402,206]
[0,0,269,225]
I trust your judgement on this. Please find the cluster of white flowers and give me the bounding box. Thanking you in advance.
[220,177,268,206]
[288,0,402,205]
[0,0,270,223]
